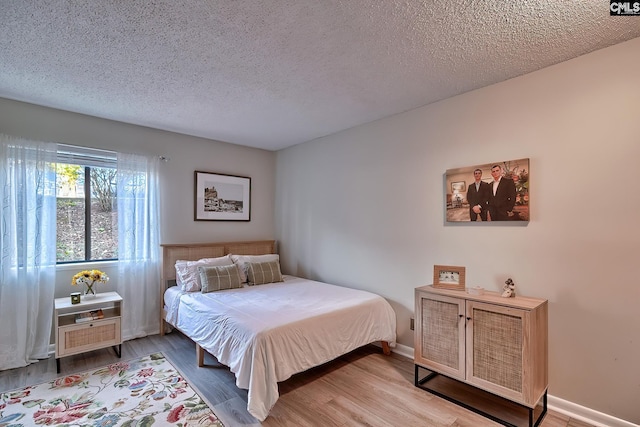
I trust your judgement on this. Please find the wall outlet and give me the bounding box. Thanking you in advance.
[410,317,414,330]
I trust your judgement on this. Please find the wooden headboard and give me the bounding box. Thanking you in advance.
[159,240,276,335]
[161,240,276,287]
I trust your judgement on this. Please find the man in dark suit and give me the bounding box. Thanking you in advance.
[466,168,491,221]
[488,164,516,221]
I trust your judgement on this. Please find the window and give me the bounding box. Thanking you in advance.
[56,145,117,263]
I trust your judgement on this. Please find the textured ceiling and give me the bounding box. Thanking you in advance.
[1,1,639,151]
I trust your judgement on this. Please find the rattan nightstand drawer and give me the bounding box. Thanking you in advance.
[57,318,121,357]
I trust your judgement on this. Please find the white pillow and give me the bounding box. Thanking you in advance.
[230,254,280,283]
[175,255,234,292]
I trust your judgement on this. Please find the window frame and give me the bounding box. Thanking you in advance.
[56,145,118,265]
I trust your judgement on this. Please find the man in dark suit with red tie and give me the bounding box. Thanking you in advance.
[466,168,491,221]
[488,164,517,221]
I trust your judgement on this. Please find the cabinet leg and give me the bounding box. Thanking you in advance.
[414,365,547,427]
[113,344,122,358]
[56,358,60,374]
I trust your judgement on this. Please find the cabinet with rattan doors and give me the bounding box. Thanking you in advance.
[414,285,548,427]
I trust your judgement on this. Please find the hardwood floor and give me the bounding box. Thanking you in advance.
[0,332,591,427]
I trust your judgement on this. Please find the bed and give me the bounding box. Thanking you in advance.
[159,240,397,421]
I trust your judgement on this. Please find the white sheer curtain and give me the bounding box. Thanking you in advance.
[116,152,161,339]
[0,135,57,371]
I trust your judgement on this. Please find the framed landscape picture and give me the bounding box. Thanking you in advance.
[194,171,251,221]
[445,158,529,223]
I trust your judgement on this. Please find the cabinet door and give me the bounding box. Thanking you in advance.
[466,301,528,403]
[415,292,465,380]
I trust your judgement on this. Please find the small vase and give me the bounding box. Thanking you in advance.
[84,281,96,298]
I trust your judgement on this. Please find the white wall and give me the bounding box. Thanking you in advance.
[275,37,640,424]
[0,99,277,300]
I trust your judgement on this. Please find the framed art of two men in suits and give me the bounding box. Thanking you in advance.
[445,158,529,223]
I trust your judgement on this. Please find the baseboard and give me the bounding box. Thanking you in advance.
[547,396,639,427]
[390,342,414,360]
[393,345,638,427]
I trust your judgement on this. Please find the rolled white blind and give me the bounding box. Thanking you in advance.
[57,144,116,168]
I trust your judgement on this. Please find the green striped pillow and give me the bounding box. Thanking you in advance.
[198,264,243,293]
[247,260,283,285]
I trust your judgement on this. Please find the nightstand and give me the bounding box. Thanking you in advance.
[54,291,122,373]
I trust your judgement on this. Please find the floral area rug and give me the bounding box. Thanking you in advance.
[0,352,224,426]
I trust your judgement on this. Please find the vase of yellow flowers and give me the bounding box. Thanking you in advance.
[72,270,109,297]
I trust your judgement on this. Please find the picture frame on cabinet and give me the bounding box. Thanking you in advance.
[433,265,466,291]
[194,171,251,221]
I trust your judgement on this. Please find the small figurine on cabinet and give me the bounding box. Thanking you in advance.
[501,278,516,298]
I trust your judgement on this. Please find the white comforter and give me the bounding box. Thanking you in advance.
[164,275,396,421]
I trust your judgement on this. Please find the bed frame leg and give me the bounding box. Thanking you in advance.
[381,341,391,356]
[196,344,205,367]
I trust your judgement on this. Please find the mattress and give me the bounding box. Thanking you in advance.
[164,275,396,421]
